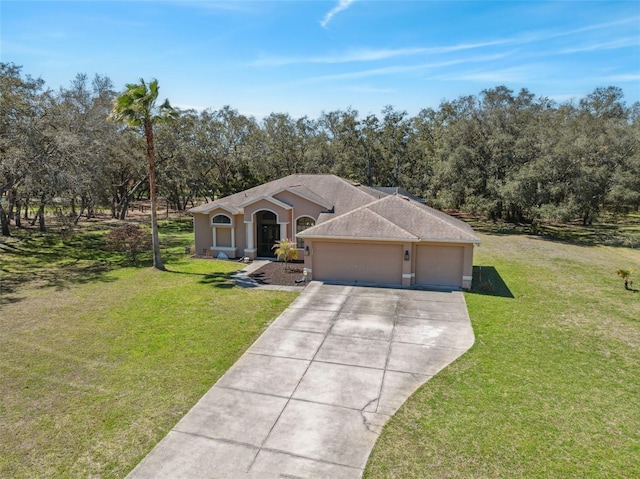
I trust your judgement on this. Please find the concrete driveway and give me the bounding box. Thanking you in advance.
[127,282,474,479]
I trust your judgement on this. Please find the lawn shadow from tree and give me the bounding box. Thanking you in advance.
[469,265,514,298]
[0,232,123,307]
[163,265,238,289]
[197,271,236,289]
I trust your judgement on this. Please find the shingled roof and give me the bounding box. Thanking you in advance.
[298,194,480,243]
[190,174,479,244]
[189,174,382,217]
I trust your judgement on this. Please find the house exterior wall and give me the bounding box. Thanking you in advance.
[193,213,212,256]
[273,191,325,220]
[234,213,246,254]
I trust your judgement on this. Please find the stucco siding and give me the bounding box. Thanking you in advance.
[273,190,325,220]
[194,214,211,256]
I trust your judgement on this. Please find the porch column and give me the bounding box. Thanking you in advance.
[212,227,217,247]
[246,222,254,249]
[280,223,287,241]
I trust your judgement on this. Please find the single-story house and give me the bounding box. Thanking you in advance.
[189,174,480,289]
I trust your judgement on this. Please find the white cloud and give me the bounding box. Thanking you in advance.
[558,37,639,54]
[594,73,640,82]
[433,65,537,83]
[251,40,512,67]
[294,53,513,83]
[320,0,356,28]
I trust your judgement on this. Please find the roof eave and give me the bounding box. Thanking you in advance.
[298,234,420,242]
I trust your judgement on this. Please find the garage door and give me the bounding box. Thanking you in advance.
[313,242,403,285]
[415,244,464,288]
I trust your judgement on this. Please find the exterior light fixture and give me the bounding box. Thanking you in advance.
[404,250,410,261]
[305,245,310,256]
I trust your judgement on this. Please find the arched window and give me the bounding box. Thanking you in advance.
[296,217,315,248]
[212,214,231,225]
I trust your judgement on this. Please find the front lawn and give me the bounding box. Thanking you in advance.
[365,230,640,477]
[0,219,297,478]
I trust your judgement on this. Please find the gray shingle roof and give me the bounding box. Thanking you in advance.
[299,194,480,243]
[190,174,480,244]
[189,174,378,216]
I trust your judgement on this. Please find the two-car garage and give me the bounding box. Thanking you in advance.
[297,194,479,290]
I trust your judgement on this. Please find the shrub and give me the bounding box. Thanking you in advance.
[105,224,152,263]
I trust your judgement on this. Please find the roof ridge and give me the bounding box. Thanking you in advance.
[300,195,419,239]
[306,194,389,230]
[364,207,419,239]
[334,176,382,200]
[398,195,478,239]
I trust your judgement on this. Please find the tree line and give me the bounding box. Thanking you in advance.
[1,61,639,236]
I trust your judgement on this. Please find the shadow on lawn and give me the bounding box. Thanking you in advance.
[0,232,121,307]
[469,266,514,298]
[197,272,236,289]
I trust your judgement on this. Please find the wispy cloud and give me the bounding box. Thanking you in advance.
[296,53,513,83]
[320,0,356,28]
[252,40,512,67]
[559,37,639,54]
[594,73,640,82]
[433,65,542,84]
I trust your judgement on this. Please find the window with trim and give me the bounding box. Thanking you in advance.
[296,217,315,248]
[212,214,231,225]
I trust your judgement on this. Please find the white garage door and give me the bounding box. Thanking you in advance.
[313,242,403,285]
[415,244,464,288]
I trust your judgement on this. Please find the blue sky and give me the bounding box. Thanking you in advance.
[2,1,639,119]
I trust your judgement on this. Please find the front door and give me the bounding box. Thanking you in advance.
[257,211,280,257]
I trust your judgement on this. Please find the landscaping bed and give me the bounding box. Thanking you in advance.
[249,261,307,287]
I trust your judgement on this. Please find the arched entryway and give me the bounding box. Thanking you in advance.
[256,210,280,257]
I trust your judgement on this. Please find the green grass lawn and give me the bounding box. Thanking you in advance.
[365,231,640,478]
[0,218,297,478]
[3,215,640,478]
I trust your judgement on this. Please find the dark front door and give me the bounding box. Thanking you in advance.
[257,211,279,257]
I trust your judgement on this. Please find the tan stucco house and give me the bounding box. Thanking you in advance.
[189,174,480,289]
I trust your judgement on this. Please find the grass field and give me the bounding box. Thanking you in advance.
[2,215,639,478]
[0,217,297,478]
[365,228,640,478]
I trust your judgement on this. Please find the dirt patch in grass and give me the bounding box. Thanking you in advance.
[249,261,307,287]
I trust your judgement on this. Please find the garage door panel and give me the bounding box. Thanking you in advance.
[416,245,463,288]
[313,242,402,285]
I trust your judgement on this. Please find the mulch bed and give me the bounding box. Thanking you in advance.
[249,261,307,287]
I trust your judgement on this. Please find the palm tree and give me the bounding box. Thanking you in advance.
[615,269,635,290]
[272,238,298,271]
[108,79,177,270]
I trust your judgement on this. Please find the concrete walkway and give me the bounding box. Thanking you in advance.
[127,282,474,479]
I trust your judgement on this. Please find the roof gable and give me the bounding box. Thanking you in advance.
[298,207,419,241]
[270,185,332,209]
[239,195,292,210]
[189,174,379,216]
[299,194,480,243]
